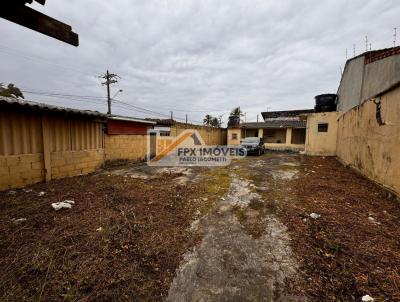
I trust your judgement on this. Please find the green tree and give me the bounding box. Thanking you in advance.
[203,114,213,126]
[0,83,24,99]
[210,117,221,128]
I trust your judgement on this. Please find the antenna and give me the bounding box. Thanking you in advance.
[345,48,348,60]
[365,36,368,51]
[353,44,356,57]
[394,28,397,47]
[369,43,372,51]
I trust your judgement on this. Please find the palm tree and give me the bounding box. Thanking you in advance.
[230,107,243,118]
[203,114,213,126]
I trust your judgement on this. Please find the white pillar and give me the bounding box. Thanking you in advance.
[258,128,263,138]
[286,128,292,145]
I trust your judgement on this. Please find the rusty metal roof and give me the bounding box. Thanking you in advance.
[240,120,306,129]
[0,96,107,117]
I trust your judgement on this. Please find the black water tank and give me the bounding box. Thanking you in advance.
[314,94,337,112]
[228,115,240,127]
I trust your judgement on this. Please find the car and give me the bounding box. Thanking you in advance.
[240,137,265,156]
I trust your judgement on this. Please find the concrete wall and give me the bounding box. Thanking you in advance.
[227,128,241,145]
[337,53,400,113]
[336,86,400,195]
[337,56,365,112]
[0,149,104,190]
[104,124,227,163]
[51,149,104,179]
[361,53,400,101]
[0,107,105,191]
[104,135,147,162]
[0,153,44,189]
[305,112,339,156]
[173,124,227,146]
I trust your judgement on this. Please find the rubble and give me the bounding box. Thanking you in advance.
[51,200,75,211]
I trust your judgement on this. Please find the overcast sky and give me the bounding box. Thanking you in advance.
[1,0,399,124]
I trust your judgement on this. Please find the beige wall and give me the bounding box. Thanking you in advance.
[336,86,400,195]
[263,128,287,144]
[51,149,104,179]
[0,153,44,189]
[104,135,147,162]
[173,124,227,145]
[227,128,241,145]
[104,124,227,163]
[305,112,339,156]
[0,108,105,191]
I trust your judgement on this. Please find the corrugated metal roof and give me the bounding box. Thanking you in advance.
[0,96,107,117]
[261,109,314,120]
[240,120,306,129]
[108,115,156,124]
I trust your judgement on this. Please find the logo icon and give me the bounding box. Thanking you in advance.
[147,129,246,166]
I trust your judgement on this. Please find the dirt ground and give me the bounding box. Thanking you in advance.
[1,153,399,301]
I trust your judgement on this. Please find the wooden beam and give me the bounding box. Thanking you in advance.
[0,4,79,46]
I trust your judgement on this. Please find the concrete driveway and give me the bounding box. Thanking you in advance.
[168,153,306,302]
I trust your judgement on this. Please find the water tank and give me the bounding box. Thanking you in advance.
[228,115,240,127]
[314,94,337,112]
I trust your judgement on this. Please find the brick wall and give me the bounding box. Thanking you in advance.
[51,149,104,179]
[104,135,147,162]
[0,153,44,190]
[364,46,400,64]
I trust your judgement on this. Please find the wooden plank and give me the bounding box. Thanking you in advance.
[0,4,79,46]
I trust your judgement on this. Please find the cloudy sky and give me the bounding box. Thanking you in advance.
[1,0,399,124]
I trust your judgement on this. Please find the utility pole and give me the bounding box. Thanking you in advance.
[257,114,259,123]
[99,70,119,115]
[185,113,188,126]
[170,111,173,120]
[394,28,397,47]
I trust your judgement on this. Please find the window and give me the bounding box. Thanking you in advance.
[232,133,238,140]
[318,123,329,132]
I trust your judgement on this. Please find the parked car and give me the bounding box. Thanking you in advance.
[240,137,265,156]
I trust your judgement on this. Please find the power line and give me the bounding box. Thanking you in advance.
[113,99,203,124]
[0,44,100,76]
[21,89,106,100]
[21,87,206,125]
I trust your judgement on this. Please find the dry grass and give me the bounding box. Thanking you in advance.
[0,168,223,301]
[281,156,400,301]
